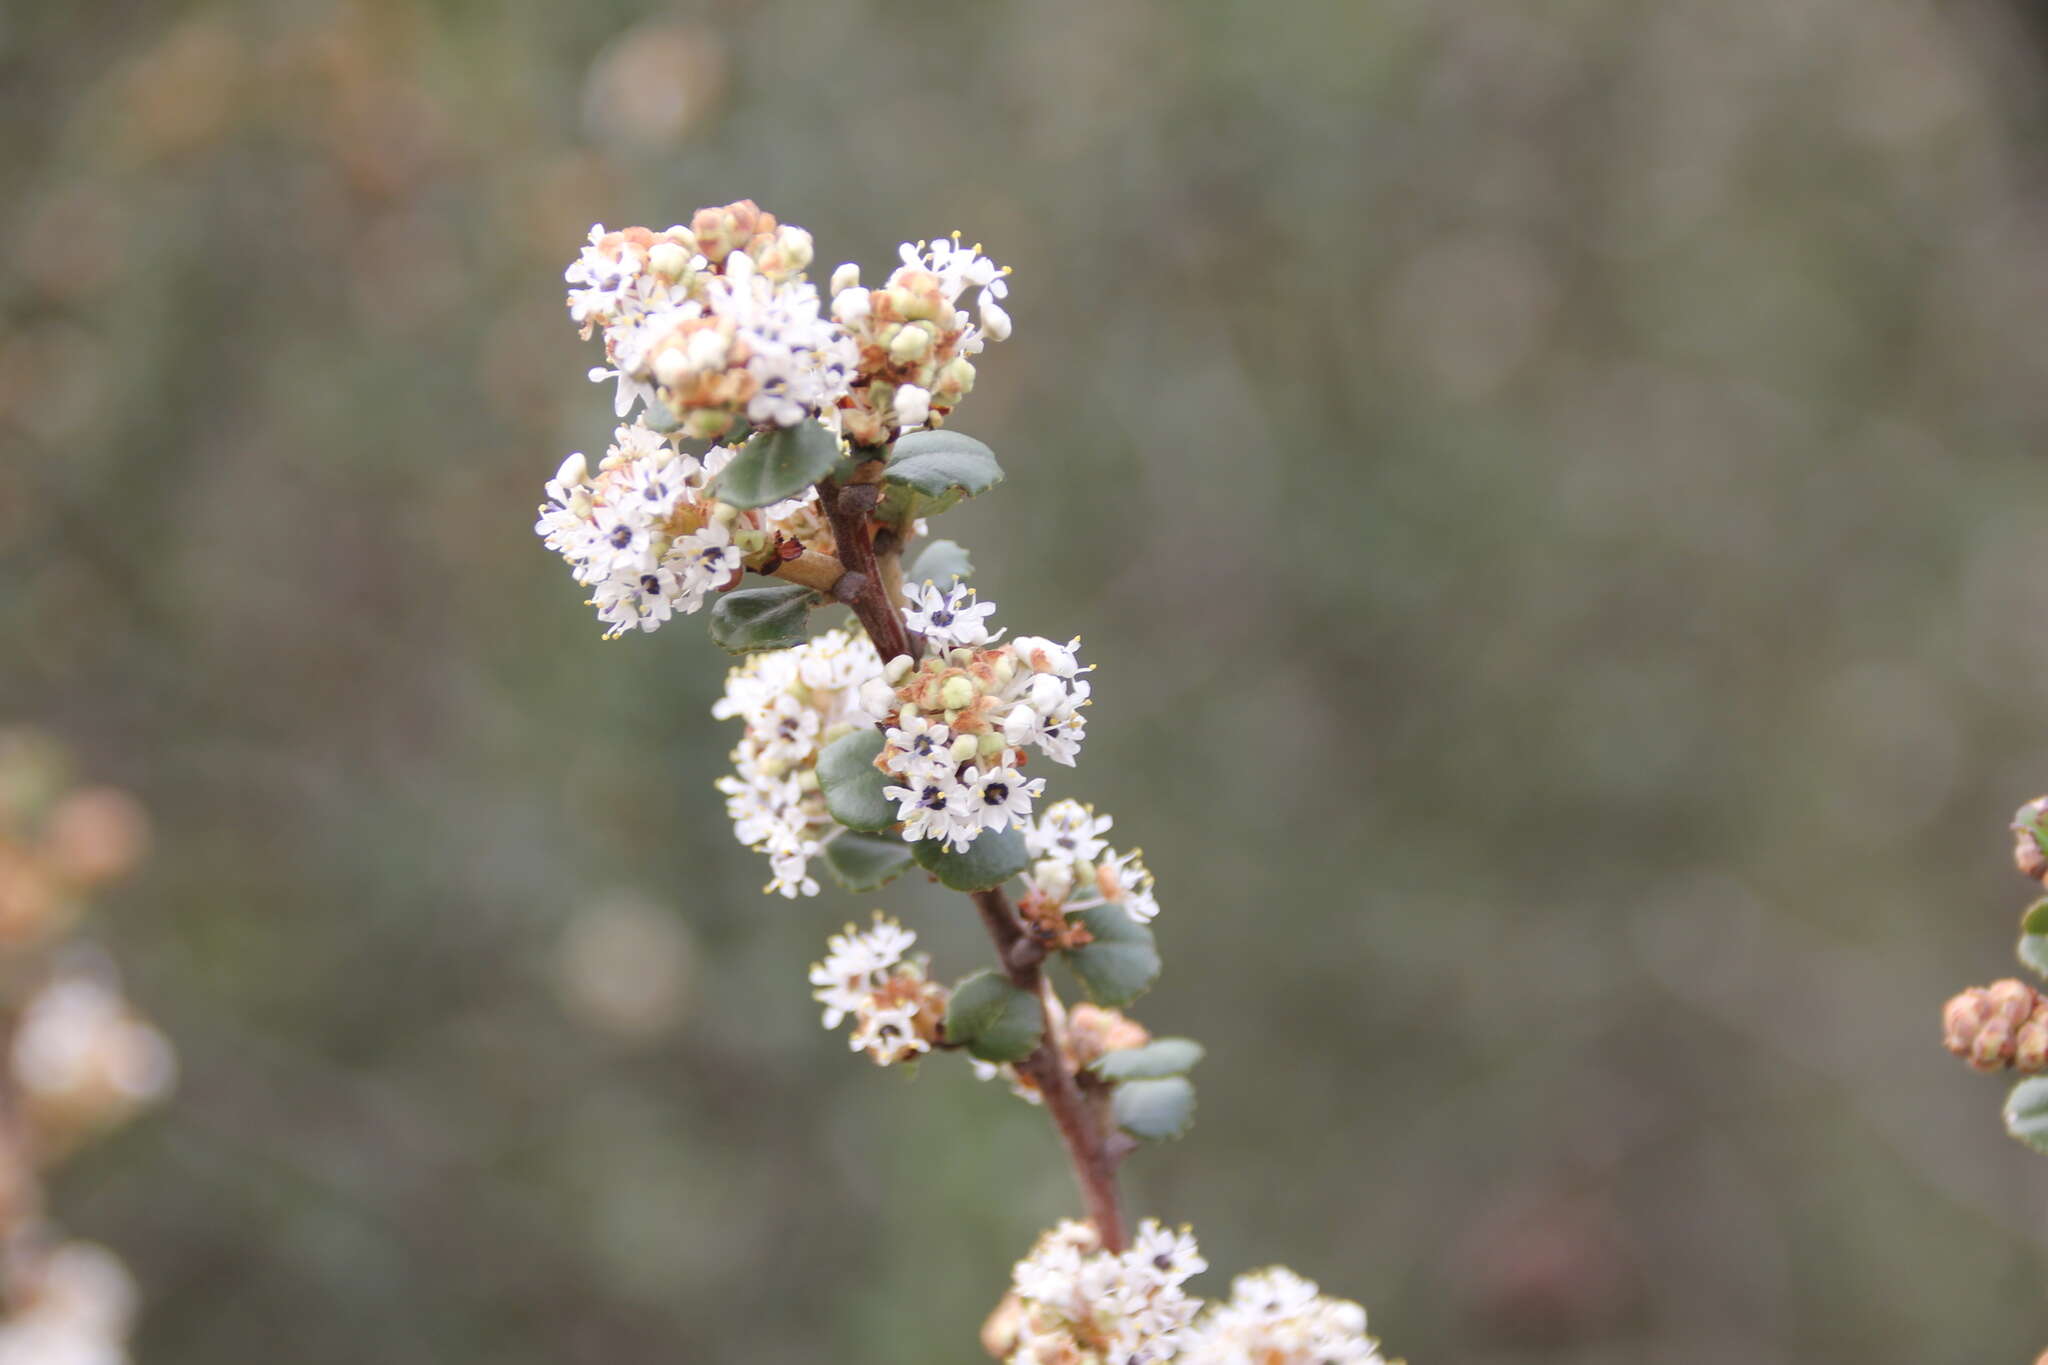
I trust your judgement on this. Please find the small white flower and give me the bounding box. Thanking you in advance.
[882,716,953,773]
[1102,848,1160,923]
[979,297,1012,341]
[885,771,970,846]
[903,582,997,648]
[1027,800,1115,864]
[966,764,1042,834]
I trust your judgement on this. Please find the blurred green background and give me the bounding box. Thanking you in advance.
[8,0,2048,1359]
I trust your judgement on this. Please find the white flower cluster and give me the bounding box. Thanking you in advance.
[566,203,854,435]
[713,631,884,897]
[808,914,947,1066]
[533,421,771,638]
[1180,1267,1385,1365]
[12,967,175,1156]
[1022,800,1160,924]
[0,1241,137,1365]
[996,1223,1388,1365]
[564,203,1013,447]
[830,234,1012,445]
[1003,1219,1207,1364]
[855,591,1091,852]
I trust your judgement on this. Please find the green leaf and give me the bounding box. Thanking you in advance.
[911,826,1029,892]
[1090,1038,1205,1081]
[2007,1077,2048,1155]
[906,538,974,587]
[1113,1076,1196,1141]
[706,584,820,653]
[713,421,843,509]
[879,430,1003,522]
[2022,933,2048,981]
[821,830,915,892]
[2025,899,2048,936]
[944,969,1045,1063]
[816,729,898,833]
[1065,904,1161,1008]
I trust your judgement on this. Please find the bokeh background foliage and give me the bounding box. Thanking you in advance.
[7,0,2048,1359]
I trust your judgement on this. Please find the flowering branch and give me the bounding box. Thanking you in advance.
[532,199,1401,1363]
[973,884,1128,1249]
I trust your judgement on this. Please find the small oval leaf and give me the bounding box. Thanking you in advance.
[906,538,974,587]
[2007,1077,2048,1154]
[2025,899,2048,936]
[881,430,1003,520]
[2021,932,2048,981]
[821,830,916,892]
[1113,1076,1196,1141]
[714,421,843,509]
[1066,904,1160,1008]
[816,729,897,833]
[945,969,1045,1063]
[707,584,820,653]
[911,826,1029,892]
[1091,1038,1205,1081]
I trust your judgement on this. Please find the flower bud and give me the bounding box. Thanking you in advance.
[976,732,1007,761]
[883,655,913,685]
[979,298,1012,342]
[2017,1015,2048,1073]
[948,733,980,765]
[940,675,977,712]
[830,263,861,296]
[894,384,932,430]
[1974,1017,2016,1071]
[648,241,691,280]
[1003,706,1037,747]
[889,324,933,364]
[857,679,897,719]
[556,451,589,487]
[654,349,689,388]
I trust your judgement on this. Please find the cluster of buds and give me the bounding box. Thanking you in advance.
[566,202,853,436]
[0,734,171,1365]
[1942,979,2048,1072]
[858,590,1092,852]
[714,631,884,897]
[829,234,1012,445]
[808,914,948,1066]
[983,1221,1389,1364]
[534,419,837,638]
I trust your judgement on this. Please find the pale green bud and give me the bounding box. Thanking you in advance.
[889,323,933,364]
[948,733,980,764]
[940,676,977,711]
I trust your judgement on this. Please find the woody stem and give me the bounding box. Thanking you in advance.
[819,475,1127,1252]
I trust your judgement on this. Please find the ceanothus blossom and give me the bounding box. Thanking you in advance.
[714,631,883,896]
